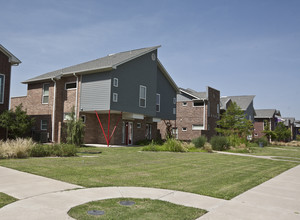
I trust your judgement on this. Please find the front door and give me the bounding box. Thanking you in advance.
[122,122,133,145]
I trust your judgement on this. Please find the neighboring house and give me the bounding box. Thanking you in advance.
[282,117,297,140]
[158,86,220,140]
[253,109,281,139]
[295,120,300,136]
[0,44,21,139]
[220,95,255,121]
[11,46,179,145]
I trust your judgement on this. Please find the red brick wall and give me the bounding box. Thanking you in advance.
[0,51,12,138]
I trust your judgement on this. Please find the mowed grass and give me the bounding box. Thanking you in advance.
[0,193,17,208]
[249,145,300,159]
[0,146,297,200]
[68,198,206,220]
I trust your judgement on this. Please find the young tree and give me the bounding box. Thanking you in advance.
[216,102,253,145]
[65,107,85,146]
[273,122,291,142]
[0,104,35,139]
[262,120,276,142]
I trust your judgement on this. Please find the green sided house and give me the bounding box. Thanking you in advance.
[11,46,179,145]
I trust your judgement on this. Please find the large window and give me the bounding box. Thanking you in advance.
[42,83,50,104]
[65,82,77,90]
[139,85,146,108]
[156,93,160,112]
[0,74,4,104]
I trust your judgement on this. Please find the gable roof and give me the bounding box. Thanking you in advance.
[0,44,21,65]
[220,97,231,110]
[23,46,161,83]
[179,88,207,100]
[221,95,255,111]
[254,109,281,119]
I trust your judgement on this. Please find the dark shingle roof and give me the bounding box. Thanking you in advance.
[255,109,278,118]
[220,97,231,110]
[179,88,207,100]
[23,46,160,83]
[221,95,255,111]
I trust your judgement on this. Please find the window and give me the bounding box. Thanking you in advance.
[193,101,204,107]
[65,82,76,90]
[0,74,4,104]
[42,83,50,104]
[182,127,187,131]
[63,113,72,121]
[217,104,220,114]
[192,124,204,130]
[139,85,146,108]
[41,120,48,130]
[146,124,152,140]
[173,107,176,115]
[173,97,176,104]
[81,115,86,123]
[172,128,178,139]
[156,93,160,112]
[182,102,187,106]
[207,102,210,116]
[113,93,118,102]
[113,78,118,87]
[137,123,141,128]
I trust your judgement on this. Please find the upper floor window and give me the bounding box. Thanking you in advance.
[42,83,50,104]
[139,85,146,108]
[182,102,187,106]
[113,78,118,87]
[173,107,176,115]
[156,93,160,112]
[193,101,204,107]
[0,74,5,104]
[65,82,77,90]
[173,97,176,104]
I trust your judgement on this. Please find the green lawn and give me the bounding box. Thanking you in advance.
[0,146,297,200]
[248,145,300,159]
[0,193,17,208]
[68,198,206,220]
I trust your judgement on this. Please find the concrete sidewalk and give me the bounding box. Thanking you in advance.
[0,166,82,199]
[0,165,300,219]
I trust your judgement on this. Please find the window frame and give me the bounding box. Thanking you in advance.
[81,115,86,123]
[41,120,48,131]
[182,102,187,106]
[113,78,118,87]
[113,93,118,102]
[192,124,204,130]
[182,127,187,132]
[139,85,147,108]
[173,107,176,115]
[42,83,50,104]
[0,74,5,104]
[65,81,77,90]
[156,93,160,112]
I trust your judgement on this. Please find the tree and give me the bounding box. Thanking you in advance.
[0,104,35,139]
[273,122,290,142]
[65,107,85,146]
[262,120,276,142]
[216,102,253,146]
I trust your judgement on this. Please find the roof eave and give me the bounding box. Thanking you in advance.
[0,44,21,65]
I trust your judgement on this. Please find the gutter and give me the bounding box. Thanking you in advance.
[73,73,79,119]
[51,78,56,142]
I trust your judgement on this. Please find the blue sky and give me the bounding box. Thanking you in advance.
[1,0,300,119]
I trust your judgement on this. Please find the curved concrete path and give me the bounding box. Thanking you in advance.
[1,165,300,220]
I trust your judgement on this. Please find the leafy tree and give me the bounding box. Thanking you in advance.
[65,107,85,146]
[216,102,253,146]
[0,104,35,139]
[273,122,290,142]
[262,120,276,142]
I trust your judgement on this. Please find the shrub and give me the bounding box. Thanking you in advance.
[51,144,78,157]
[254,137,268,147]
[164,138,187,152]
[203,142,213,153]
[210,136,230,151]
[296,135,300,141]
[192,136,207,148]
[30,144,51,157]
[0,138,35,159]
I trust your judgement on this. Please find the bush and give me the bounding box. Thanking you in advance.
[210,136,230,151]
[254,137,268,147]
[0,138,35,159]
[30,144,51,157]
[203,142,213,153]
[51,144,78,157]
[164,138,187,152]
[192,136,207,148]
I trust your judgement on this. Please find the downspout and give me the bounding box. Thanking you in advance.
[203,100,206,130]
[51,78,56,142]
[73,73,79,119]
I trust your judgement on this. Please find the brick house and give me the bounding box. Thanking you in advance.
[0,44,21,139]
[11,46,179,145]
[253,109,281,139]
[158,87,220,141]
